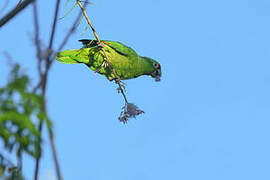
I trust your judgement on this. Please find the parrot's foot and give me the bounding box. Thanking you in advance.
[94,68,100,74]
[108,77,117,81]
[102,60,109,68]
[117,86,126,93]
[97,41,111,49]
[97,42,105,49]
[117,81,126,93]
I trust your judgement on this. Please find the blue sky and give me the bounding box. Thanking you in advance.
[1,0,270,179]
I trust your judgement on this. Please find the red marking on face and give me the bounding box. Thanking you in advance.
[101,41,111,45]
[157,64,161,70]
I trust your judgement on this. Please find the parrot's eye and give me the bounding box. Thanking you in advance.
[153,62,160,69]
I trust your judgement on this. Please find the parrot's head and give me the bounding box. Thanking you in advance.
[143,57,162,82]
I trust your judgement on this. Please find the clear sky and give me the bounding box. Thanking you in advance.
[1,0,270,179]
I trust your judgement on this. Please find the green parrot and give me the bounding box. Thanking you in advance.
[55,39,162,81]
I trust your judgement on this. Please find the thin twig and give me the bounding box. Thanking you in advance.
[32,1,42,179]
[57,2,86,52]
[32,1,42,77]
[16,150,22,172]
[47,0,61,65]
[16,0,23,8]
[76,0,128,104]
[3,51,14,66]
[33,0,63,180]
[0,0,34,27]
[76,1,100,41]
[32,81,41,93]
[45,0,62,179]
[0,150,15,166]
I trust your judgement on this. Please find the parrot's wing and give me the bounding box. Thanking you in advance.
[79,39,98,48]
[78,39,138,57]
[104,41,138,57]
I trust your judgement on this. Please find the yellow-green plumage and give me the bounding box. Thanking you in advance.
[55,40,161,81]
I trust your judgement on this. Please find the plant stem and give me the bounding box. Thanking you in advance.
[76,1,100,41]
[0,0,35,27]
[57,2,86,52]
[33,0,62,180]
[32,1,42,179]
[76,0,129,103]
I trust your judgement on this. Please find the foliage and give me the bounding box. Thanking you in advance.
[0,64,52,179]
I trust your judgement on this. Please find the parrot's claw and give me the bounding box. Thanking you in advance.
[97,42,105,49]
[117,87,121,93]
[117,82,126,93]
[117,87,126,93]
[102,60,109,68]
[94,68,100,74]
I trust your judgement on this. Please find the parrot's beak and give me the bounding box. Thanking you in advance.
[154,76,161,82]
[151,69,161,82]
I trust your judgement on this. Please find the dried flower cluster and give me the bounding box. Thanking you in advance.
[118,103,145,124]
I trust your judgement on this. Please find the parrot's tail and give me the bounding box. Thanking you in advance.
[55,49,90,64]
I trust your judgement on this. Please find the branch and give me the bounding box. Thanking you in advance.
[32,1,42,77]
[76,0,128,104]
[16,149,22,172]
[33,0,63,180]
[44,0,62,179]
[32,2,42,179]
[0,0,35,27]
[47,0,61,65]
[76,1,100,41]
[0,151,15,167]
[57,2,86,52]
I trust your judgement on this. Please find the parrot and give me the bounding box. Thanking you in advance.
[55,39,162,81]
